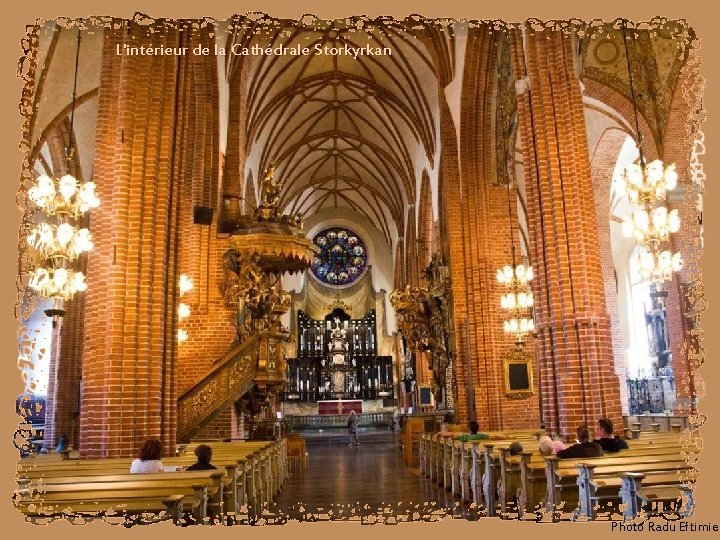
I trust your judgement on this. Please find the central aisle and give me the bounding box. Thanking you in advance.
[268,437,476,522]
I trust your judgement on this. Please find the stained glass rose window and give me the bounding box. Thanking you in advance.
[310,227,368,285]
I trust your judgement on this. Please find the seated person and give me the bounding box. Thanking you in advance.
[130,438,165,474]
[556,426,603,459]
[509,441,524,456]
[186,444,217,471]
[539,435,567,456]
[594,418,629,453]
[456,421,490,441]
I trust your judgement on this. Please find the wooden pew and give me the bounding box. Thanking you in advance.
[577,461,692,519]
[18,470,225,522]
[621,474,693,519]
[15,493,188,524]
[15,485,205,524]
[417,429,542,514]
[543,450,690,519]
[17,439,286,523]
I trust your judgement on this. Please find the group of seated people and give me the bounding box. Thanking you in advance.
[448,418,628,460]
[539,418,629,459]
[129,439,217,474]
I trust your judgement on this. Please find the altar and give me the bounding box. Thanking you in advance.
[284,309,394,403]
[317,400,363,415]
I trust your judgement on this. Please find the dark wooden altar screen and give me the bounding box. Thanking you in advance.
[284,309,394,401]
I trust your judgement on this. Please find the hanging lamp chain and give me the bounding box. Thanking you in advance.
[66,28,82,168]
[500,103,517,268]
[620,19,645,166]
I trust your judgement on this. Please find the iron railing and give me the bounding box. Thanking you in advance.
[626,373,676,415]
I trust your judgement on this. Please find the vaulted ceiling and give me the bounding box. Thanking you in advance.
[227,19,441,242]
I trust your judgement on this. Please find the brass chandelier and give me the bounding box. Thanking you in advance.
[496,106,534,345]
[617,20,682,283]
[26,30,99,323]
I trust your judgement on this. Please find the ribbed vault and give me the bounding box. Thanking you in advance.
[228,19,440,243]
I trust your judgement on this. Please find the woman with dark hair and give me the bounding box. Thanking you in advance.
[130,438,165,474]
[186,444,217,471]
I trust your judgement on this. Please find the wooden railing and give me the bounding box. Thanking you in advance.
[177,336,260,443]
[286,412,393,430]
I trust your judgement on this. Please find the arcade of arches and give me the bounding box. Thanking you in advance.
[18,16,704,460]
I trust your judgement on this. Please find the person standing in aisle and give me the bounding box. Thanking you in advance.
[347,410,359,446]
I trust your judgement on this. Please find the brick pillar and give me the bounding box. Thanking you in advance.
[79,23,193,457]
[439,27,541,430]
[41,122,85,452]
[510,27,623,437]
[42,294,84,451]
[405,205,419,285]
[661,48,703,416]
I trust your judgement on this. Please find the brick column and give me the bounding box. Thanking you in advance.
[437,27,541,430]
[79,23,193,457]
[510,27,623,437]
[661,48,703,416]
[41,123,85,452]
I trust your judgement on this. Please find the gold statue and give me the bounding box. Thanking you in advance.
[259,163,281,210]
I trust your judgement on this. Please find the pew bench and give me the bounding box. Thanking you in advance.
[15,494,190,524]
[576,461,692,520]
[17,439,287,523]
[15,487,204,524]
[544,452,686,517]
[18,470,225,521]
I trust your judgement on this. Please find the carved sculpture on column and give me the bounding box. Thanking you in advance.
[425,254,454,406]
[390,253,453,406]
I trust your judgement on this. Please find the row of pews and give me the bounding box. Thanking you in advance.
[419,428,695,520]
[14,439,288,525]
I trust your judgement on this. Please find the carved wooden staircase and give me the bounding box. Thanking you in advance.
[177,335,260,443]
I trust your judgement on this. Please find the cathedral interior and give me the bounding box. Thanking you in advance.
[14,14,705,520]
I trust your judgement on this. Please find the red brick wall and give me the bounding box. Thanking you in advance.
[510,27,623,437]
[661,48,704,415]
[417,171,433,270]
[437,27,541,430]
[405,206,419,285]
[79,24,220,457]
[176,233,238,395]
[194,407,233,441]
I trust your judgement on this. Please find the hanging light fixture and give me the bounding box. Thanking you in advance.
[26,29,99,325]
[495,106,535,345]
[617,20,682,284]
[177,274,193,343]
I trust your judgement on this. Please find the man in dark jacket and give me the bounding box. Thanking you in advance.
[557,426,603,459]
[594,418,629,453]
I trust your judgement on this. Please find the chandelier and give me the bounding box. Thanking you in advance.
[618,21,682,284]
[25,30,99,324]
[496,103,535,345]
[497,263,535,342]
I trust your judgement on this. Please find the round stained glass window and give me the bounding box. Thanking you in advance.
[310,227,368,286]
